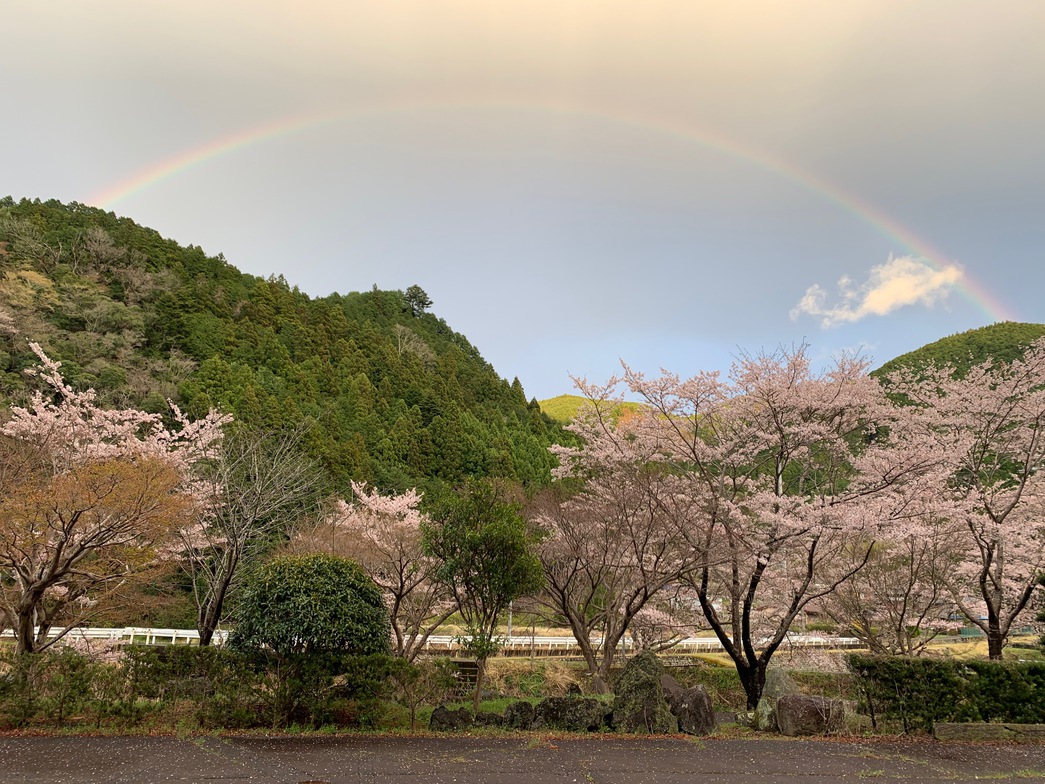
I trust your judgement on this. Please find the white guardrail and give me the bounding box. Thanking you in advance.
[0,627,229,646]
[0,631,856,652]
[1,627,861,653]
[422,633,862,655]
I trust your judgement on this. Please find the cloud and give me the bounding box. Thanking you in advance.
[791,256,963,328]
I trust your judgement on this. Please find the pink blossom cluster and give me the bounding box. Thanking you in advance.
[3,343,229,475]
[317,482,453,660]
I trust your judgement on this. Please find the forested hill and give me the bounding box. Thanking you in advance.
[872,321,1045,379]
[0,197,564,493]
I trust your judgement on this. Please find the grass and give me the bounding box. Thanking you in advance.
[483,658,586,698]
[928,635,1043,660]
[537,394,645,424]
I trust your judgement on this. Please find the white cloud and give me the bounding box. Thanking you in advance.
[791,256,963,328]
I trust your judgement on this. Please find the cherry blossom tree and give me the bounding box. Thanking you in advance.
[826,515,961,655]
[1,454,188,653]
[560,347,939,708]
[286,482,453,661]
[0,343,227,653]
[535,392,701,692]
[3,344,226,473]
[887,338,1045,659]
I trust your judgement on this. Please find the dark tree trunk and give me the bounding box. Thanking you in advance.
[987,625,1005,660]
[14,588,47,654]
[197,554,237,646]
[197,581,230,646]
[15,612,37,655]
[472,657,487,715]
[737,659,768,710]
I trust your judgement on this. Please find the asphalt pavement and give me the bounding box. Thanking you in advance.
[3,735,1045,783]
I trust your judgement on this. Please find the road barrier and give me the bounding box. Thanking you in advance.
[2,627,858,654]
[0,627,228,646]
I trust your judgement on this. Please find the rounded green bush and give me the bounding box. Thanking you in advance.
[231,554,390,657]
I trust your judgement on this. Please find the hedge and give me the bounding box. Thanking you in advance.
[0,645,397,730]
[848,654,1045,732]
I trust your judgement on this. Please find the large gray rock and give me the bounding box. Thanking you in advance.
[754,669,800,732]
[429,705,472,731]
[775,694,845,736]
[612,652,679,734]
[532,697,607,732]
[660,674,715,735]
[503,700,535,730]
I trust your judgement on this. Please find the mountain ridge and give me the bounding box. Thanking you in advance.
[0,196,565,494]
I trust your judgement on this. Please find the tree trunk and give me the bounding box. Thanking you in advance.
[580,636,611,694]
[14,587,48,654]
[737,659,767,710]
[472,656,487,714]
[591,669,611,695]
[197,594,225,647]
[987,625,1006,660]
[15,611,37,655]
[197,566,234,646]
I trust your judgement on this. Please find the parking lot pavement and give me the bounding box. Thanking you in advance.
[3,736,1045,783]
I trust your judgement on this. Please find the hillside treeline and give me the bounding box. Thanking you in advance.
[0,197,563,494]
[873,321,1045,378]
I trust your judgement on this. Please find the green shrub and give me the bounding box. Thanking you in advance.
[38,648,93,725]
[848,654,969,732]
[0,650,45,728]
[231,555,390,658]
[0,648,112,728]
[122,645,264,729]
[849,654,1045,732]
[390,657,457,729]
[964,660,1045,724]
[84,659,130,729]
[229,555,393,728]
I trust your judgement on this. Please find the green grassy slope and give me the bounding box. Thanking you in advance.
[537,393,646,424]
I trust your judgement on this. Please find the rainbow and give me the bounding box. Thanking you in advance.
[86,96,1017,323]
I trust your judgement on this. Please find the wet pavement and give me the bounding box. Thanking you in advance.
[2,735,1045,783]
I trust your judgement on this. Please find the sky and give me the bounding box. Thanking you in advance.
[5,1,1045,400]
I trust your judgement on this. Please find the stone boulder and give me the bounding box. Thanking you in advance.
[775,694,845,736]
[532,697,608,732]
[660,674,715,735]
[754,669,800,732]
[429,705,473,731]
[611,652,679,734]
[732,711,756,729]
[474,711,504,727]
[503,700,535,730]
